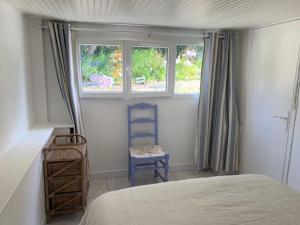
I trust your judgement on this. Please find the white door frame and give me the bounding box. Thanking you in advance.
[282,44,300,183]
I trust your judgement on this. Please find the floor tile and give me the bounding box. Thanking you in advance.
[107,176,130,191]
[173,171,197,180]
[133,171,177,185]
[193,170,215,178]
[87,178,108,205]
[167,172,177,181]
[135,178,158,186]
[48,212,81,225]
[155,172,177,183]
[134,170,156,180]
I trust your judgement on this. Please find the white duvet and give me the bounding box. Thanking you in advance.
[80,174,300,225]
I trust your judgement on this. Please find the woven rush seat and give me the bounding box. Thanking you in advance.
[129,145,166,158]
[46,144,87,161]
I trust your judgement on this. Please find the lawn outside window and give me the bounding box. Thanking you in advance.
[175,45,203,95]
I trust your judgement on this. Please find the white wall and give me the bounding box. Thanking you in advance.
[237,31,251,127]
[82,98,198,174]
[0,2,47,225]
[0,153,45,225]
[29,19,48,123]
[0,1,34,156]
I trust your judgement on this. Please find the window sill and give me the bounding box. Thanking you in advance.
[34,122,74,128]
[80,92,199,99]
[172,94,200,99]
[80,92,124,99]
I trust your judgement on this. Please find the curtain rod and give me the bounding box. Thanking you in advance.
[35,25,224,38]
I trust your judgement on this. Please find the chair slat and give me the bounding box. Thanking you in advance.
[129,102,156,110]
[131,118,155,124]
[131,132,155,139]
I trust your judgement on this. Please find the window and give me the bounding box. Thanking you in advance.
[175,45,203,94]
[77,39,204,98]
[79,44,123,93]
[131,46,168,93]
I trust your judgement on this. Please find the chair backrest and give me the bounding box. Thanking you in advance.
[128,103,158,147]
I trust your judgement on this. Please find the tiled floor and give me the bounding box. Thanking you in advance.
[48,170,214,225]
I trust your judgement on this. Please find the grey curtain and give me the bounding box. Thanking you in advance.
[48,21,85,135]
[195,32,240,172]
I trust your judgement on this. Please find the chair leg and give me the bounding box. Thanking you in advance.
[128,155,131,181]
[154,160,158,178]
[130,158,136,186]
[164,154,169,182]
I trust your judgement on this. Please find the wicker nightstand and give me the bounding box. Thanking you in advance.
[43,134,89,222]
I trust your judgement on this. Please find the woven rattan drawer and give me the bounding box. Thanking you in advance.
[47,161,82,176]
[48,176,82,194]
[49,193,82,213]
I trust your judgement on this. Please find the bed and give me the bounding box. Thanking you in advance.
[80,174,300,225]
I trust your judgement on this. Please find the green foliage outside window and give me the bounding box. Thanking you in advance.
[175,45,203,81]
[80,44,203,85]
[131,47,167,82]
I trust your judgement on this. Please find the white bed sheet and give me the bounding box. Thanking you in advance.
[81,174,300,225]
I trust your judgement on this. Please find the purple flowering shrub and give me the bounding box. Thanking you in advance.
[90,73,114,88]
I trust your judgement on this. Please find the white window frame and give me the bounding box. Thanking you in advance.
[126,41,174,98]
[76,39,125,98]
[76,37,204,99]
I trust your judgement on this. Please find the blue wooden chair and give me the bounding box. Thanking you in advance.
[128,103,169,186]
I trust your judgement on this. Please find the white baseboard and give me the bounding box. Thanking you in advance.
[43,215,46,225]
[170,163,196,172]
[91,163,196,179]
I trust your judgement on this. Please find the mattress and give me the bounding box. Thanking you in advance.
[80,174,300,225]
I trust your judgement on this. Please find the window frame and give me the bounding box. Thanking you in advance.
[126,41,174,98]
[76,38,203,99]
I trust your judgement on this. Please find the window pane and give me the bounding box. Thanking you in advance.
[175,45,203,94]
[131,46,168,92]
[80,44,123,93]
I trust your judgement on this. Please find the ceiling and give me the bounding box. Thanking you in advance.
[3,0,300,29]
